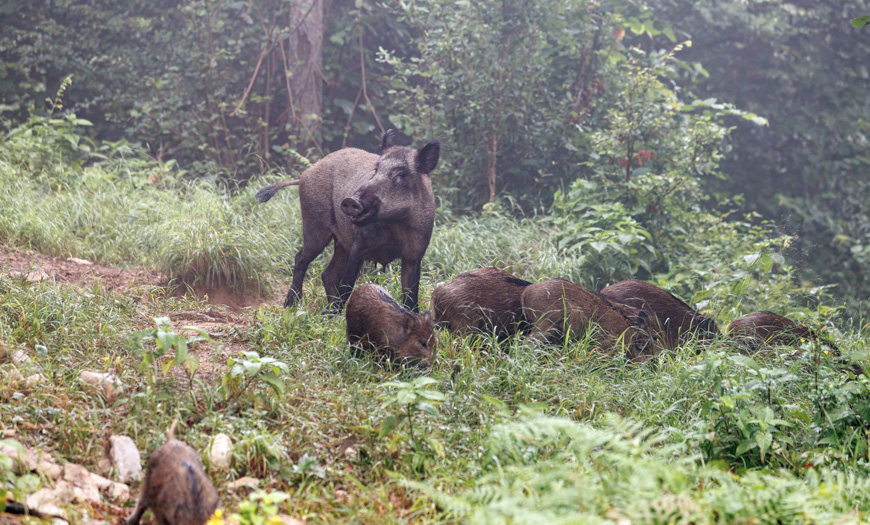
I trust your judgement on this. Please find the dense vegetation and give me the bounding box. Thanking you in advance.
[1,0,870,522]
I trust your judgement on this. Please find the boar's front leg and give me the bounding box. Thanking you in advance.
[400,257,422,312]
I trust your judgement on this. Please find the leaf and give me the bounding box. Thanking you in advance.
[852,16,870,28]
[735,439,755,456]
[379,415,398,438]
[756,431,772,461]
[427,437,446,458]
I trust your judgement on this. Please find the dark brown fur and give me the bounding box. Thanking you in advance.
[431,267,531,338]
[599,279,718,350]
[346,283,437,368]
[726,311,822,350]
[521,279,657,360]
[256,130,439,312]
[126,422,218,525]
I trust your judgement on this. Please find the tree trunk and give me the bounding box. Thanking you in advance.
[285,0,322,155]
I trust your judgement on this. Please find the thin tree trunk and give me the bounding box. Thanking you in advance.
[285,0,323,155]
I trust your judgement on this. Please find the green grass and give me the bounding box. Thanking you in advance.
[2,122,870,523]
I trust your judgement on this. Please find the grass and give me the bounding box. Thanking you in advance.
[2,121,870,523]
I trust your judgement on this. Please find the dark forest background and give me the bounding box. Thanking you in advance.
[2,0,869,315]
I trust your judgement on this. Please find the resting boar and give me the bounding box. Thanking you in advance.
[257,130,439,312]
[431,267,531,338]
[726,311,833,351]
[127,421,218,525]
[521,278,657,360]
[599,279,718,350]
[346,283,437,368]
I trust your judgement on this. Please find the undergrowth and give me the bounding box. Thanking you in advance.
[1,115,870,523]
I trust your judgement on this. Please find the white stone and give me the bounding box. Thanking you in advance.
[67,257,93,266]
[26,488,65,517]
[209,433,233,469]
[62,464,101,504]
[11,349,31,365]
[228,476,260,490]
[108,435,142,482]
[79,371,123,402]
[25,373,45,389]
[90,471,132,502]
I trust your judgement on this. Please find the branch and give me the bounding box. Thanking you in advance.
[359,26,385,135]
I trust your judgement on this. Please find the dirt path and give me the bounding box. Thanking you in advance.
[0,245,283,384]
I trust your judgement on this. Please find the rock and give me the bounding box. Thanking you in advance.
[5,367,25,388]
[107,435,142,483]
[1,428,16,438]
[11,349,32,366]
[67,257,93,266]
[90,471,131,502]
[228,477,260,490]
[38,459,63,481]
[0,442,37,471]
[209,433,233,469]
[25,268,49,282]
[26,488,65,517]
[276,516,305,525]
[62,464,101,504]
[0,339,7,363]
[25,373,45,389]
[79,371,123,402]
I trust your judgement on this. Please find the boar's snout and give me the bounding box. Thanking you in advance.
[341,195,380,225]
[341,197,364,216]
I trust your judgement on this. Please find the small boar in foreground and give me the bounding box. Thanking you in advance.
[431,267,531,338]
[346,283,437,368]
[127,420,218,525]
[256,130,439,312]
[599,279,718,350]
[726,311,834,351]
[521,278,657,360]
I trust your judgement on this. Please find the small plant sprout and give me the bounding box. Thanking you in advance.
[378,377,448,470]
[232,491,290,525]
[221,351,290,406]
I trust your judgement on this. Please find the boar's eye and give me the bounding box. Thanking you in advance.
[419,339,428,349]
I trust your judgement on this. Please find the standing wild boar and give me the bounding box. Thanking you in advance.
[127,420,218,525]
[521,278,657,360]
[726,311,834,351]
[599,279,718,350]
[431,267,531,338]
[346,283,437,368]
[256,130,439,312]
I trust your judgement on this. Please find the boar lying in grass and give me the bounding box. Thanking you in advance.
[257,130,439,312]
[127,420,218,525]
[599,279,719,350]
[431,267,531,338]
[726,311,832,351]
[521,278,657,360]
[346,283,437,368]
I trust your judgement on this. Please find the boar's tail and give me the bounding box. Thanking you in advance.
[167,417,178,441]
[255,180,301,203]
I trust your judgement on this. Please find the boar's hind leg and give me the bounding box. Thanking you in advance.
[286,231,334,308]
[322,243,348,306]
[400,258,423,312]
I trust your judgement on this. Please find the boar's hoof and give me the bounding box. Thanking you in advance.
[283,289,301,308]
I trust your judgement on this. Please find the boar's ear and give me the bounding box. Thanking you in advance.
[421,310,434,326]
[379,129,396,155]
[415,141,440,175]
[402,312,417,333]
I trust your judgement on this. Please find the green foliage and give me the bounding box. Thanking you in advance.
[231,491,290,525]
[221,351,290,408]
[377,377,447,473]
[136,316,213,382]
[0,439,41,513]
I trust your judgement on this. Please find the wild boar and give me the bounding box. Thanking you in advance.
[345,283,437,368]
[599,279,718,350]
[127,420,218,525]
[431,267,531,338]
[726,311,833,351]
[521,278,657,360]
[256,130,439,312]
